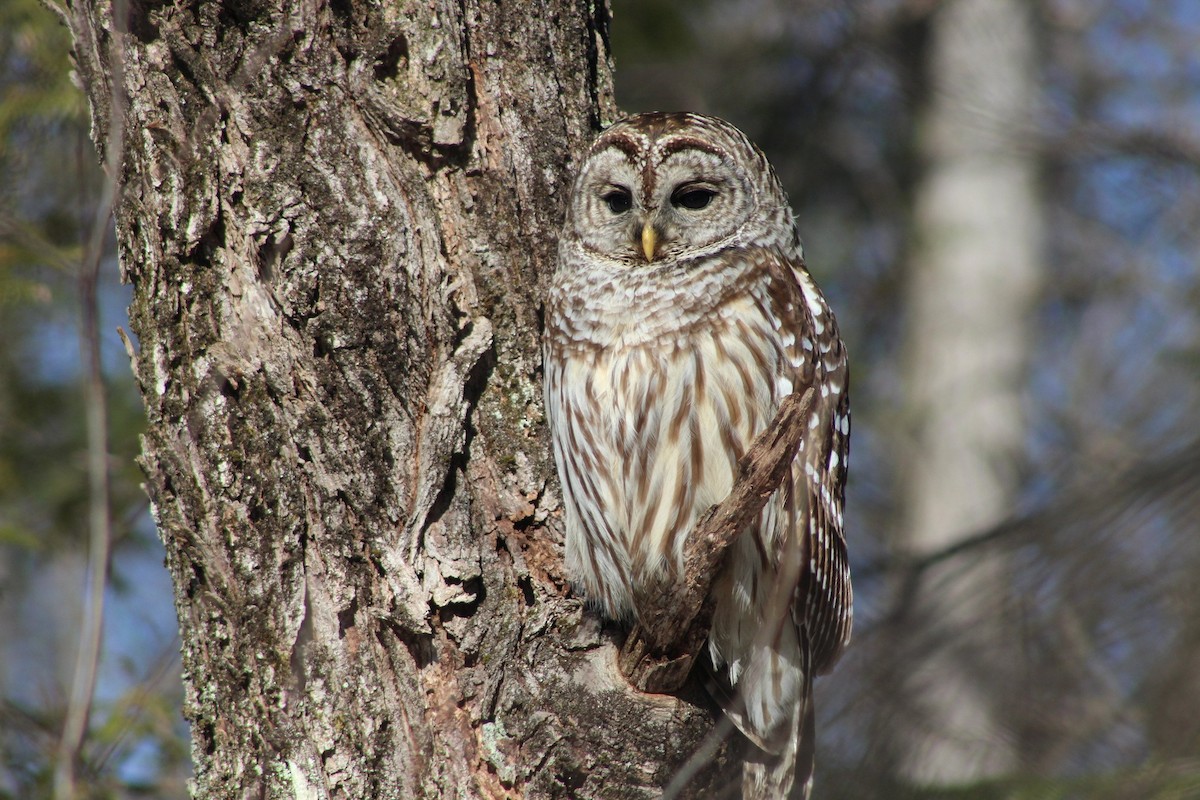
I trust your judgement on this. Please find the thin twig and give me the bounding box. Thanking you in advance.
[662,713,740,800]
[91,639,183,773]
[855,437,1200,584]
[53,0,127,795]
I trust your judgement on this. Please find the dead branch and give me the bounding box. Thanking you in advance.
[618,387,817,693]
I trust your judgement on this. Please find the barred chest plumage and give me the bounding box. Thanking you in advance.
[544,248,810,619]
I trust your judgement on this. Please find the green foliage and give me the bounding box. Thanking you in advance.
[0,0,83,134]
[609,0,701,64]
[0,0,100,550]
[0,0,93,281]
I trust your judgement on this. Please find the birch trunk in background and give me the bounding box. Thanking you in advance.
[896,0,1041,784]
[58,1,738,796]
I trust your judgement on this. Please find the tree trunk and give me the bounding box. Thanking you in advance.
[60,2,738,796]
[894,0,1041,785]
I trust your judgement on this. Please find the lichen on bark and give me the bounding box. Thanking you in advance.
[60,0,737,797]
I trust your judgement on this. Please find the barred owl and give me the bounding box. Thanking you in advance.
[543,112,851,799]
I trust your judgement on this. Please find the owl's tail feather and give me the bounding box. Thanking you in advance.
[741,682,814,800]
[706,584,817,797]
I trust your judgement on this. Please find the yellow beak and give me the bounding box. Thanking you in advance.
[641,223,658,262]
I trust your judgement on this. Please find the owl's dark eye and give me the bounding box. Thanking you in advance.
[602,188,632,214]
[671,186,716,210]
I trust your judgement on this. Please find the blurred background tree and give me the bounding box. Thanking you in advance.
[3,0,1198,797]
[611,0,1200,797]
[0,0,188,797]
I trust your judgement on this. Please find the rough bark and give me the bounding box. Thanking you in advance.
[895,0,1042,784]
[60,1,739,797]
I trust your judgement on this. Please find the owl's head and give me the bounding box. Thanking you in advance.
[562,112,792,268]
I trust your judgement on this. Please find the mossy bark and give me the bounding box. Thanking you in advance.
[61,1,737,796]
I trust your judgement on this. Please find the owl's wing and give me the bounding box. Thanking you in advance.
[765,249,853,677]
[724,248,849,799]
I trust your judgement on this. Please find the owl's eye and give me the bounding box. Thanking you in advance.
[671,186,716,210]
[601,188,632,214]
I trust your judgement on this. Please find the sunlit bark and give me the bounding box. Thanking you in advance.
[60,1,740,796]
